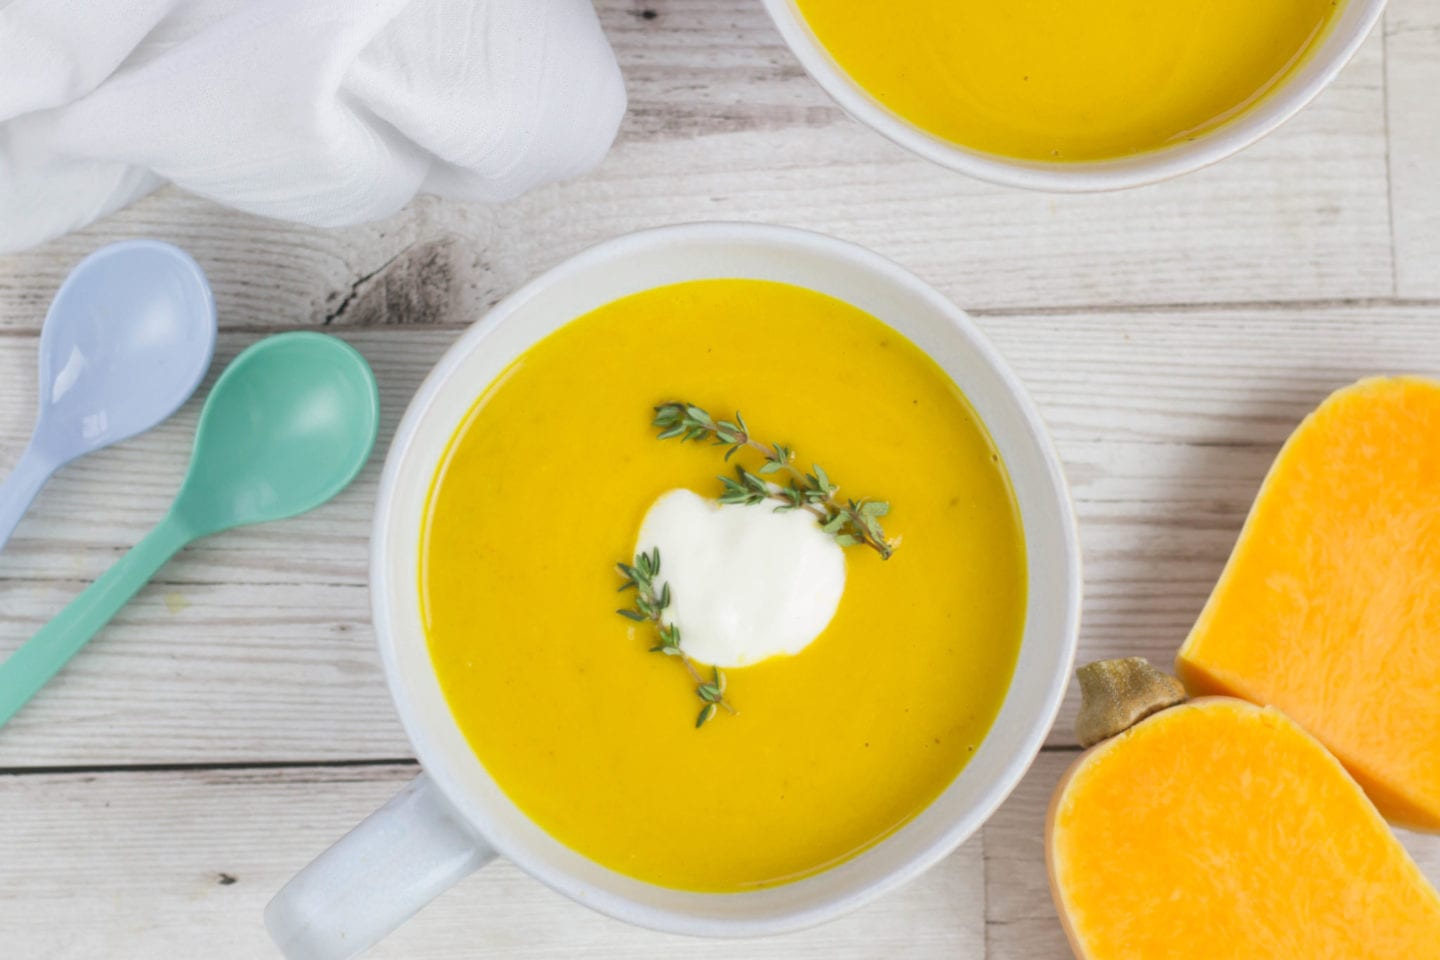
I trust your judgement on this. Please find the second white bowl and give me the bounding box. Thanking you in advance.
[760,0,1387,191]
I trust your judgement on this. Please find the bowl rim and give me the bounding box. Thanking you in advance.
[370,221,1083,935]
[758,0,1389,192]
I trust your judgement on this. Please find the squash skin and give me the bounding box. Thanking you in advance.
[1046,697,1440,960]
[1178,377,1440,832]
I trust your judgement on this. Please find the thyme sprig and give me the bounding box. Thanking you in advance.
[653,401,897,559]
[617,547,736,728]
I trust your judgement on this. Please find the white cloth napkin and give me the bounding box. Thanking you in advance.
[0,0,626,253]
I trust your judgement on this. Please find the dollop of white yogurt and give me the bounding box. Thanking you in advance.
[635,488,846,668]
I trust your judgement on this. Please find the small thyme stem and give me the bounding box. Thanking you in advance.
[652,401,898,559]
[616,548,736,727]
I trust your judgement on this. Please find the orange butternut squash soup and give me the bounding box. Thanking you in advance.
[420,279,1026,892]
[794,0,1344,161]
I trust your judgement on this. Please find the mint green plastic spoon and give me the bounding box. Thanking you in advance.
[0,332,379,729]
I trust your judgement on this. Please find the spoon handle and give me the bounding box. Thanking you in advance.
[0,444,57,554]
[0,514,193,730]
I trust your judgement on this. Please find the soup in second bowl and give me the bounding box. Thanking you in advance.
[420,278,1026,892]
[794,0,1343,161]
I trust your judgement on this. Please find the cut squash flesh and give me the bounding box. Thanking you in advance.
[1048,698,1440,959]
[1178,377,1440,831]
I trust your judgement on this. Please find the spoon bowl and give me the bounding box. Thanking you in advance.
[175,333,380,537]
[0,240,216,551]
[35,240,216,455]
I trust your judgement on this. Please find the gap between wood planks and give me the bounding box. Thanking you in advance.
[1,297,1438,341]
[0,745,1088,777]
[0,757,418,777]
[1380,10,1400,300]
[969,295,1440,318]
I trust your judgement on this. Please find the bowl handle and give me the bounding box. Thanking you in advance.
[265,773,495,959]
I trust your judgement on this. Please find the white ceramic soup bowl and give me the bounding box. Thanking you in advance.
[265,223,1082,958]
[760,0,1387,191]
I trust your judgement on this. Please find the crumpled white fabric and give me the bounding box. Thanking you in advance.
[0,0,627,253]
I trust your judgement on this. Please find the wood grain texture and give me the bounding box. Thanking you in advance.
[1386,0,1440,297]
[0,1,1395,335]
[0,581,408,765]
[0,764,985,959]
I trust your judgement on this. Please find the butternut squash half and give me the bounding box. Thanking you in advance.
[1178,377,1440,830]
[1048,660,1440,960]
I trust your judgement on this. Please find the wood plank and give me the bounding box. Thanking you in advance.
[0,764,985,959]
[3,306,1434,587]
[1,751,1434,959]
[4,304,1440,763]
[1386,0,1440,297]
[0,580,412,766]
[982,750,1440,959]
[498,7,1392,313]
[0,3,1392,330]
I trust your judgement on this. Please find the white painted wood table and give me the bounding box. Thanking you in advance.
[3,2,1440,956]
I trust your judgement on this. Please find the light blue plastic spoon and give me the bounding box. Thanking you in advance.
[0,240,217,553]
[0,332,379,730]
